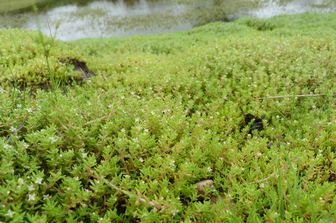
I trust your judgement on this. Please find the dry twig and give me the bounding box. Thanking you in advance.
[257,93,335,100]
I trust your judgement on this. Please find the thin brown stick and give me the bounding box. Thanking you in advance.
[254,173,277,183]
[258,93,335,100]
[87,168,170,211]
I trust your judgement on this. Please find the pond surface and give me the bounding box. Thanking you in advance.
[245,0,336,18]
[0,0,335,40]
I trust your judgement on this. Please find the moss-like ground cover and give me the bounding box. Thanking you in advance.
[1,12,336,222]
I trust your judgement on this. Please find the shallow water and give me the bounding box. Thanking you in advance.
[244,0,336,18]
[24,0,196,40]
[0,0,335,40]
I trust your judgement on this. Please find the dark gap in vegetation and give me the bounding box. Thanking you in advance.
[9,80,49,94]
[179,194,192,206]
[240,113,264,134]
[115,194,128,215]
[328,172,336,182]
[97,195,109,215]
[59,57,96,81]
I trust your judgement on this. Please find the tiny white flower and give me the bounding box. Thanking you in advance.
[28,193,36,201]
[207,167,213,172]
[49,136,57,143]
[81,152,87,158]
[27,108,33,113]
[169,160,175,167]
[139,157,144,163]
[171,208,179,216]
[17,104,22,109]
[0,87,5,94]
[5,209,14,218]
[35,177,43,185]
[28,184,34,191]
[43,194,50,200]
[23,142,29,149]
[18,178,25,185]
[3,143,11,150]
[9,126,16,133]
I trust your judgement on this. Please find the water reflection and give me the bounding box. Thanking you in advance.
[24,0,197,40]
[244,0,336,18]
[0,0,335,40]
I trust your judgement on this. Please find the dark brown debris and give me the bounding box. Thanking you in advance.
[240,113,264,134]
[59,57,96,81]
[329,171,336,182]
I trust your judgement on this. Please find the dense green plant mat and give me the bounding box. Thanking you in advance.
[0,29,92,90]
[1,13,336,222]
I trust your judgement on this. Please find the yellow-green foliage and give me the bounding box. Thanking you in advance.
[1,13,336,222]
[0,29,85,90]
